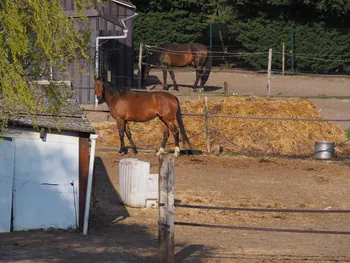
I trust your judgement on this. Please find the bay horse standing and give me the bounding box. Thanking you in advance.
[142,42,212,92]
[94,77,191,156]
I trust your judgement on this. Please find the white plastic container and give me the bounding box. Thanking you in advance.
[119,158,158,208]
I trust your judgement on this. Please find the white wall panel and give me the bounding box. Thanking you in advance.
[13,136,79,231]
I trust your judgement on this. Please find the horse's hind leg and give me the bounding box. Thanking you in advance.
[157,121,170,156]
[168,121,180,157]
[199,70,208,92]
[125,121,138,154]
[193,68,203,92]
[162,68,169,91]
[168,70,179,91]
[116,118,127,155]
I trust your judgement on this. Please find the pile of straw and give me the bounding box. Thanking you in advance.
[93,97,350,157]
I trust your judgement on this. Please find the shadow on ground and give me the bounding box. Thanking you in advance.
[0,156,212,263]
[144,75,222,92]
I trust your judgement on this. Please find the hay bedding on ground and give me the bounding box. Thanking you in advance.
[93,97,350,157]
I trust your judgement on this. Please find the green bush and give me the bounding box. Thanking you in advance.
[236,18,350,73]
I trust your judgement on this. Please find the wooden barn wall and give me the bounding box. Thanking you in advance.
[54,0,135,104]
[53,16,98,104]
[61,0,74,11]
[98,3,135,91]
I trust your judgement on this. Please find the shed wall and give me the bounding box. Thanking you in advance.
[13,132,79,231]
[0,139,15,233]
[0,129,81,232]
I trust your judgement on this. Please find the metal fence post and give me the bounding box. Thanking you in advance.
[138,43,143,89]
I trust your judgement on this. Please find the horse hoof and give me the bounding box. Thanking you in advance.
[173,146,180,157]
[199,88,204,92]
[132,149,138,155]
[156,147,165,156]
[118,148,127,155]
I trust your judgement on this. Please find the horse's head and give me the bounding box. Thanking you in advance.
[94,76,104,102]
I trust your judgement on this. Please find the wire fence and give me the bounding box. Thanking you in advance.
[174,191,350,235]
[129,44,350,100]
[157,156,350,261]
[86,106,350,158]
[143,44,350,67]
[74,42,350,102]
[174,222,350,235]
[140,44,350,78]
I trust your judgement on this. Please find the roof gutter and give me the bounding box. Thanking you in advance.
[83,133,98,235]
[95,12,138,106]
[111,0,136,10]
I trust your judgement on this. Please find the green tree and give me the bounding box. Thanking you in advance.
[134,0,350,73]
[0,0,96,130]
[133,0,214,56]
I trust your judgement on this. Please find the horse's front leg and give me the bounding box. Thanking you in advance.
[169,70,179,91]
[125,121,138,154]
[157,121,169,156]
[116,118,127,155]
[162,68,169,91]
[193,68,203,92]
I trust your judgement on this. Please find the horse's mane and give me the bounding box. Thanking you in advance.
[102,79,127,96]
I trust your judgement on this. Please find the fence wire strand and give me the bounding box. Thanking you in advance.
[175,203,350,213]
[175,222,350,235]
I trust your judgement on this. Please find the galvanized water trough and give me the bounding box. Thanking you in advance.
[314,141,335,160]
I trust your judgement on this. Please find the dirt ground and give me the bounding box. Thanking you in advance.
[1,70,350,263]
[1,151,350,262]
[145,68,350,97]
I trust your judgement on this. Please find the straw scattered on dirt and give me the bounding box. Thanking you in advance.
[93,97,350,157]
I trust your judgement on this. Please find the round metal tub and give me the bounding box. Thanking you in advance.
[314,141,335,160]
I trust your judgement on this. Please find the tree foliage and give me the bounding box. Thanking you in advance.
[237,19,350,73]
[0,0,95,130]
[133,0,213,56]
[133,0,350,73]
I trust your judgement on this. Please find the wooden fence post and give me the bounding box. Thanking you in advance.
[204,97,211,153]
[158,156,175,263]
[282,42,285,76]
[138,43,143,89]
[224,81,228,97]
[267,48,272,97]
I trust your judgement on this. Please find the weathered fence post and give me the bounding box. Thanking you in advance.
[204,97,211,153]
[267,48,272,97]
[158,156,175,263]
[282,42,285,76]
[224,81,229,97]
[138,43,143,89]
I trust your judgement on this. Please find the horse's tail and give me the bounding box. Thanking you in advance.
[176,98,192,149]
[201,49,212,86]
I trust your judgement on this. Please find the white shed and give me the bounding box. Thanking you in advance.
[0,83,97,233]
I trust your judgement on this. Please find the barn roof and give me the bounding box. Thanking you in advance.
[2,81,96,134]
[98,0,136,30]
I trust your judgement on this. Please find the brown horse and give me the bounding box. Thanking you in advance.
[142,42,212,92]
[94,77,191,156]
